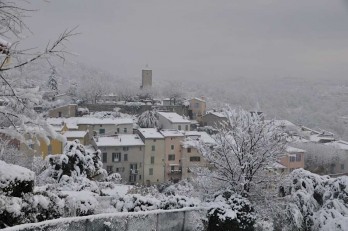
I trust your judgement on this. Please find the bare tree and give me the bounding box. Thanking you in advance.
[0,1,76,141]
[196,107,288,196]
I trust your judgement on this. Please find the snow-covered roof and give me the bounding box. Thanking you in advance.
[265,119,296,128]
[183,131,216,146]
[286,146,306,153]
[205,111,227,118]
[63,131,88,138]
[190,97,206,103]
[75,117,133,125]
[96,134,144,147]
[157,112,190,124]
[138,128,164,139]
[160,130,184,137]
[309,134,335,143]
[326,140,348,150]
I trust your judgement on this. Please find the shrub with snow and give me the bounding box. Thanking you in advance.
[0,190,64,228]
[137,110,158,128]
[44,140,107,182]
[207,190,255,231]
[111,194,200,213]
[0,160,35,197]
[278,169,348,231]
[105,173,122,183]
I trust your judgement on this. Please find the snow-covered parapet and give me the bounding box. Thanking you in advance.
[0,161,34,197]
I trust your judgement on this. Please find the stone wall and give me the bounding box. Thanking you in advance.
[4,208,207,231]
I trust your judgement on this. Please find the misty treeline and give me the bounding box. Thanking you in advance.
[15,60,348,140]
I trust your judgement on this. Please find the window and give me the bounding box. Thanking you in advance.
[107,166,113,173]
[58,112,62,117]
[152,145,155,151]
[168,154,175,161]
[171,166,175,171]
[116,168,119,172]
[139,175,142,180]
[178,125,181,130]
[112,153,121,162]
[99,128,105,134]
[124,154,128,161]
[153,139,156,142]
[195,102,199,108]
[100,125,103,127]
[185,125,188,131]
[187,148,191,153]
[124,127,127,133]
[102,153,107,163]
[190,156,200,162]
[117,128,120,133]
[341,164,345,170]
[151,156,155,164]
[123,147,129,151]
[289,155,296,162]
[171,145,174,150]
[129,175,136,182]
[149,168,153,175]
[296,153,302,162]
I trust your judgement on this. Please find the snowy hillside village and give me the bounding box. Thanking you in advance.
[1,68,348,231]
[2,1,348,231]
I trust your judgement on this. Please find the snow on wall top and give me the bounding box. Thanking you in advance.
[326,140,348,150]
[0,160,34,189]
[138,128,164,139]
[157,112,191,124]
[96,134,144,147]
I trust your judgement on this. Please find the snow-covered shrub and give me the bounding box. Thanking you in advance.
[137,110,158,128]
[105,173,122,183]
[162,180,198,197]
[278,169,348,231]
[0,190,65,228]
[111,194,199,212]
[60,191,98,216]
[207,190,255,231]
[0,160,35,197]
[44,140,107,182]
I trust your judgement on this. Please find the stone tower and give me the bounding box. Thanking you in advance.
[141,65,152,89]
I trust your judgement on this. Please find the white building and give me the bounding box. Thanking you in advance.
[157,112,191,131]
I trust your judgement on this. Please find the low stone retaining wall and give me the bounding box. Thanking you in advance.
[3,208,207,231]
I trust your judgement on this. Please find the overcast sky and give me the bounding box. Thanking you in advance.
[22,0,348,81]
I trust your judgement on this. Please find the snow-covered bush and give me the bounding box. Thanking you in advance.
[105,172,122,183]
[60,191,98,216]
[137,110,158,128]
[278,169,348,231]
[111,194,199,212]
[0,160,35,197]
[0,190,65,228]
[44,140,107,182]
[207,190,255,231]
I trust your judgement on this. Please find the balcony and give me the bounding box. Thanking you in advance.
[130,169,138,175]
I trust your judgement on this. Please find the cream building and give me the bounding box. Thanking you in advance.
[181,131,215,180]
[137,128,165,186]
[188,97,206,122]
[95,134,145,185]
[160,130,185,182]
